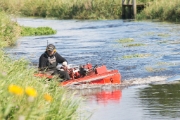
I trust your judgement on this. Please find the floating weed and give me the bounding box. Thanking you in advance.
[157,33,170,37]
[117,38,134,43]
[21,26,57,36]
[158,40,169,44]
[143,32,155,36]
[145,67,166,72]
[170,40,180,44]
[157,62,179,66]
[123,53,151,59]
[123,43,145,47]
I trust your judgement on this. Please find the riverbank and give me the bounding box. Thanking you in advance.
[0,12,84,120]
[137,0,180,22]
[1,0,180,22]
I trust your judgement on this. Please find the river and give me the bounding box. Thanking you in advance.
[5,18,180,120]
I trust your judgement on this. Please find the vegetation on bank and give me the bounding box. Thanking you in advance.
[137,0,180,22]
[0,11,56,47]
[0,0,153,20]
[1,0,180,22]
[0,50,81,119]
[0,11,84,120]
[0,0,122,19]
[0,11,21,47]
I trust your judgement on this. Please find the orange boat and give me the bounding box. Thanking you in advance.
[34,63,121,86]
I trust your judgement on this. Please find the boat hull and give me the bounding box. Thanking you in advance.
[61,70,121,86]
[34,64,121,86]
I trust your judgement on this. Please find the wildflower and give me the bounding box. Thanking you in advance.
[44,93,53,102]
[8,84,24,96]
[25,87,37,97]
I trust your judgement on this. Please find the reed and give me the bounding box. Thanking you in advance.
[0,0,122,19]
[137,0,180,22]
[0,11,21,47]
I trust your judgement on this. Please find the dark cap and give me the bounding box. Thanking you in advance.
[46,44,55,51]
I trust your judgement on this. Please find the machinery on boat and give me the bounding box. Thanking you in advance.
[34,63,121,86]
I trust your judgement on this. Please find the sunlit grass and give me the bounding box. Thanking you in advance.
[137,0,180,22]
[0,0,122,19]
[0,11,21,47]
[0,50,85,119]
[0,10,86,119]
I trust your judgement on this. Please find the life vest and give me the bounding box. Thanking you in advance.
[47,55,57,69]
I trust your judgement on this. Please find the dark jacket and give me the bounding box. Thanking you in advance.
[38,51,67,71]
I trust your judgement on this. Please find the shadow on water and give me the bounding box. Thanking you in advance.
[138,83,180,119]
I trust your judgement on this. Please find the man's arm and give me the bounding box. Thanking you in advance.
[55,52,68,64]
[38,54,48,71]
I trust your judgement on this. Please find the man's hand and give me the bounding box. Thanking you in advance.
[62,61,68,66]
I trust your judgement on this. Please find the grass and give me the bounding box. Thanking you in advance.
[0,11,86,120]
[0,11,21,47]
[137,0,180,22]
[0,0,122,19]
[0,49,85,120]
[1,0,180,22]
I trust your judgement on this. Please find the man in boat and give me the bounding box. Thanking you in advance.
[38,44,70,81]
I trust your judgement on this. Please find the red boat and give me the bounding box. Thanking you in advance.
[34,63,121,86]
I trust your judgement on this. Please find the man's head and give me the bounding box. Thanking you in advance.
[46,44,56,56]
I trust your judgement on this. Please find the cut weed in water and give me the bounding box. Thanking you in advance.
[117,38,134,43]
[21,26,57,36]
[123,53,151,59]
[123,43,145,47]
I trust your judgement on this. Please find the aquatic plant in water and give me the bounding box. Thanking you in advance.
[123,53,151,59]
[21,26,57,36]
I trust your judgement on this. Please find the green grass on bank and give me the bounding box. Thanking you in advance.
[0,11,21,47]
[137,0,180,22]
[1,0,180,22]
[0,50,84,120]
[0,11,57,47]
[0,0,122,19]
[0,11,85,120]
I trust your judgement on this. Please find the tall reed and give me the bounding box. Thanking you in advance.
[0,11,21,47]
[137,0,180,22]
[0,0,122,19]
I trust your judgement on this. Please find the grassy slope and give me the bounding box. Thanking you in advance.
[0,11,85,120]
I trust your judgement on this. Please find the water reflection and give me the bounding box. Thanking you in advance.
[139,83,180,119]
[77,88,122,105]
